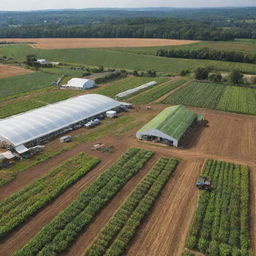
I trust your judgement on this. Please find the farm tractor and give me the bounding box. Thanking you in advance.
[196,176,212,191]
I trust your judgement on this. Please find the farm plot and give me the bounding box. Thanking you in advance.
[0,64,32,79]
[95,76,167,98]
[85,157,178,256]
[0,153,99,240]
[0,72,59,99]
[14,148,153,256]
[163,82,225,109]
[186,159,250,256]
[217,86,256,115]
[132,79,186,104]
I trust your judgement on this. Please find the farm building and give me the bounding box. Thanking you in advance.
[63,78,95,90]
[136,105,203,147]
[0,94,123,151]
[36,59,48,65]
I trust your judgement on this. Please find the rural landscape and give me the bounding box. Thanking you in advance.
[0,4,256,256]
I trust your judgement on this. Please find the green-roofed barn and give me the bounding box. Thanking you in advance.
[136,105,203,147]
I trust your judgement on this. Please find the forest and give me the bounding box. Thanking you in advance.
[0,8,255,40]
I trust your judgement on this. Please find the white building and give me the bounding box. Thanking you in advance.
[36,59,48,65]
[0,94,122,150]
[64,78,95,90]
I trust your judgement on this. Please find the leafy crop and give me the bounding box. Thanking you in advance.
[163,81,225,109]
[186,159,250,256]
[0,153,99,240]
[14,148,153,256]
[85,157,178,256]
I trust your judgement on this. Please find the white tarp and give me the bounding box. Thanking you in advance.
[15,145,29,154]
[0,94,121,147]
[116,81,157,98]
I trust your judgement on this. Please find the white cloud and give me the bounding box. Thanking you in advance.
[0,0,255,11]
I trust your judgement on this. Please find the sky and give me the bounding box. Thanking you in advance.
[0,0,256,11]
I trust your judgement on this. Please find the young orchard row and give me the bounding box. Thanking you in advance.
[14,148,153,256]
[0,153,100,240]
[85,157,178,256]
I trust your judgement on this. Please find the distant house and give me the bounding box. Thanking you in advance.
[36,59,48,65]
[63,78,95,90]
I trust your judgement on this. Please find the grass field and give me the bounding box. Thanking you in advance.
[132,79,186,104]
[163,82,226,109]
[186,159,250,255]
[95,76,167,98]
[1,44,256,75]
[0,72,59,99]
[0,89,82,118]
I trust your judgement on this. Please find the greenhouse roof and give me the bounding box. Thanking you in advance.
[0,94,121,147]
[138,105,201,141]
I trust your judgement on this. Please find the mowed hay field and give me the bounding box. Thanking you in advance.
[0,64,32,79]
[3,38,199,49]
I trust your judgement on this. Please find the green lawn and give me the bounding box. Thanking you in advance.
[0,72,59,99]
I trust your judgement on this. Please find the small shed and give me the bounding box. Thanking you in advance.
[64,78,95,90]
[106,110,117,118]
[36,59,48,65]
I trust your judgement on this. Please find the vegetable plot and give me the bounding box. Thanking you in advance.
[186,159,250,256]
[0,153,100,240]
[14,148,153,256]
[85,157,178,256]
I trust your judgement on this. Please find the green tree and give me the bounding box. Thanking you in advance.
[229,70,243,84]
[195,67,209,80]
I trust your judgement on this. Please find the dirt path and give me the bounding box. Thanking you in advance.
[65,153,160,256]
[3,38,199,49]
[0,64,32,79]
[0,148,125,256]
[126,159,204,256]
[153,80,190,103]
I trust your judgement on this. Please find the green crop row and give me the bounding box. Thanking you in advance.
[186,159,250,256]
[85,157,178,256]
[216,86,256,115]
[163,81,225,109]
[0,153,99,240]
[95,76,167,98]
[14,148,153,256]
[132,79,186,104]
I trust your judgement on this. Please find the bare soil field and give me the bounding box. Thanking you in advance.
[3,38,199,49]
[1,104,256,256]
[0,64,32,78]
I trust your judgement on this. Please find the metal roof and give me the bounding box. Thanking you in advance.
[0,94,121,147]
[137,105,202,141]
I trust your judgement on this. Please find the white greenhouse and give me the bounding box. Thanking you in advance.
[64,78,95,90]
[0,94,122,149]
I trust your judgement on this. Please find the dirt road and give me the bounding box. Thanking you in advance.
[3,38,199,49]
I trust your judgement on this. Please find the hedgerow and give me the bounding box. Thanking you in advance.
[85,157,178,256]
[0,153,100,240]
[185,159,250,256]
[14,148,153,256]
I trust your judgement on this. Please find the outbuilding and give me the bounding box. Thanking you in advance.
[136,105,203,147]
[64,78,95,90]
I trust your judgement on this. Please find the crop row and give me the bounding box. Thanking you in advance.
[14,148,153,256]
[186,159,250,256]
[132,79,186,104]
[163,81,225,109]
[217,86,256,115]
[85,157,178,256]
[0,153,100,240]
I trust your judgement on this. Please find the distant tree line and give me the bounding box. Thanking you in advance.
[156,47,256,64]
[0,18,235,41]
